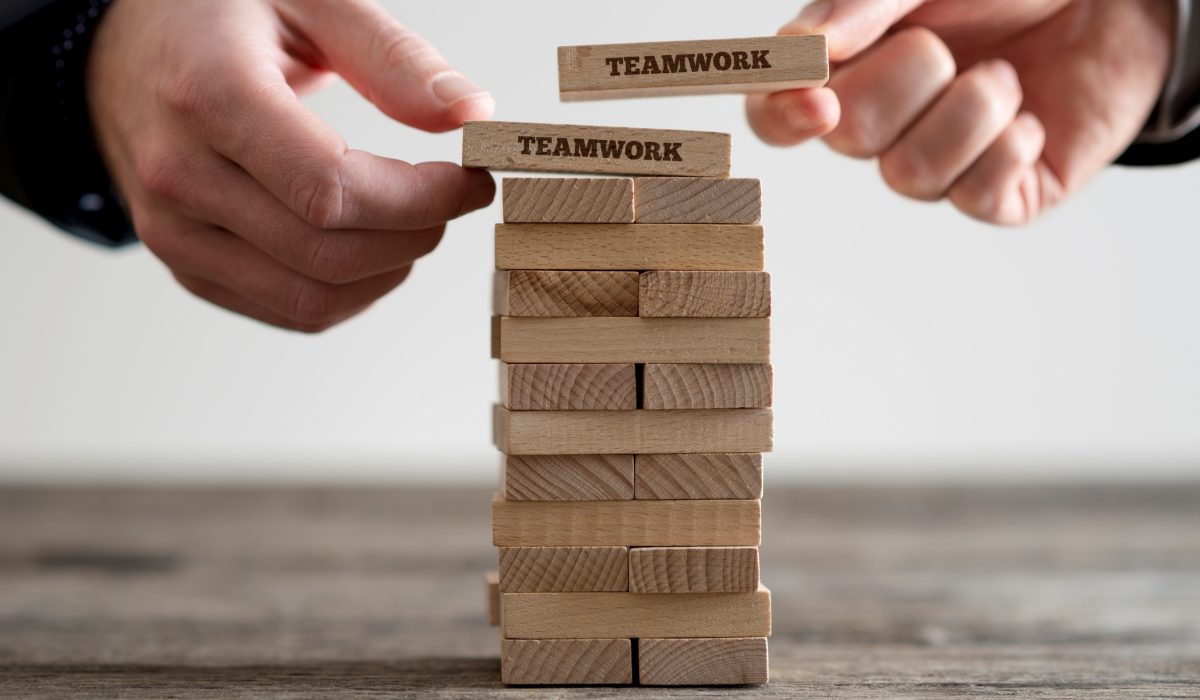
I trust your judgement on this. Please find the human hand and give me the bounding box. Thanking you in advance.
[87,0,495,331]
[747,0,1174,225]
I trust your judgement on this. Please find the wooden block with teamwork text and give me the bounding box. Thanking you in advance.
[492,494,760,547]
[493,317,769,364]
[503,177,634,223]
[640,271,771,317]
[558,35,827,101]
[503,454,634,501]
[501,363,636,411]
[498,546,628,592]
[635,453,763,500]
[501,584,771,638]
[501,638,632,685]
[496,223,763,271]
[642,364,773,409]
[639,637,768,685]
[494,270,638,317]
[463,121,730,177]
[629,546,759,593]
[634,177,760,224]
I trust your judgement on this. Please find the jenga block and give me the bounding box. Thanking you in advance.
[503,454,635,501]
[493,317,770,364]
[494,406,773,455]
[495,223,763,271]
[486,570,500,626]
[633,177,761,224]
[498,546,628,592]
[642,364,773,409]
[501,363,636,411]
[501,638,632,685]
[635,453,763,500]
[639,637,769,685]
[639,271,771,317]
[501,584,771,639]
[503,177,634,223]
[558,35,828,100]
[492,494,760,547]
[628,546,760,593]
[463,121,730,177]
[494,270,639,317]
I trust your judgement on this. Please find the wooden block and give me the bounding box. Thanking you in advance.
[463,121,730,177]
[633,177,761,224]
[501,363,636,411]
[501,638,632,685]
[639,271,771,317]
[494,270,639,317]
[502,177,634,223]
[486,570,500,626]
[496,223,763,272]
[635,453,763,500]
[558,35,828,100]
[628,546,760,593]
[493,317,770,364]
[639,637,768,685]
[501,584,771,639]
[498,546,628,592]
[503,454,634,501]
[492,494,760,547]
[642,364,773,409]
[494,406,773,455]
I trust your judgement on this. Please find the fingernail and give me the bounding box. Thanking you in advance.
[792,0,832,31]
[431,71,489,106]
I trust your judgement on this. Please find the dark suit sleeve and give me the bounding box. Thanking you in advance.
[0,0,135,246]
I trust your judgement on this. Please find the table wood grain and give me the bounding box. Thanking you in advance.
[1,484,1198,697]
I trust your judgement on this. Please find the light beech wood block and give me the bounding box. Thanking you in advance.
[503,454,634,501]
[495,223,763,271]
[639,637,769,685]
[493,317,770,364]
[643,364,773,409]
[486,570,500,626]
[501,584,771,639]
[502,177,634,223]
[635,453,763,500]
[492,494,760,547]
[634,177,761,224]
[463,121,730,177]
[628,546,760,593]
[558,35,828,100]
[494,406,773,455]
[498,546,628,592]
[494,270,638,317]
[639,271,771,318]
[501,638,632,685]
[501,363,636,411]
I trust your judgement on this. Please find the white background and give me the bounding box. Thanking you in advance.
[1,0,1198,483]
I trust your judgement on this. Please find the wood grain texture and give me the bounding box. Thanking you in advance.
[628,546,760,593]
[639,271,771,317]
[494,270,639,317]
[493,317,770,364]
[494,406,773,455]
[492,494,761,547]
[498,547,628,592]
[635,453,763,500]
[639,637,768,685]
[500,638,632,685]
[558,35,828,100]
[503,455,634,501]
[501,363,636,411]
[495,223,763,271]
[642,364,773,409]
[485,571,500,626]
[634,177,761,224]
[502,178,634,223]
[462,121,730,177]
[501,584,772,639]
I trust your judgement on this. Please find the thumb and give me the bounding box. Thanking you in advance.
[281,0,494,133]
[781,0,932,62]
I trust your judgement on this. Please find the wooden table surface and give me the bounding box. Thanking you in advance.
[2,484,1199,697]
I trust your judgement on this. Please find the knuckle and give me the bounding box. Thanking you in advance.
[285,280,342,326]
[305,235,366,284]
[134,147,190,203]
[162,69,208,117]
[291,163,347,230]
[879,151,939,201]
